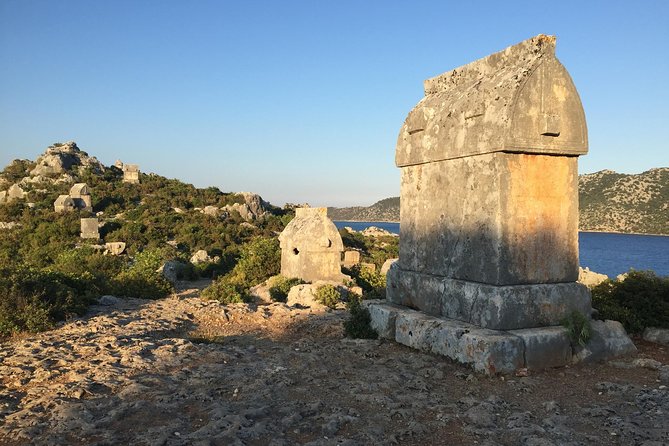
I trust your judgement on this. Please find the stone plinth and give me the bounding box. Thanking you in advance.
[278,207,344,282]
[363,301,637,375]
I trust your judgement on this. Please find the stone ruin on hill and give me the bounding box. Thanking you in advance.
[278,207,345,282]
[54,183,93,213]
[80,217,99,240]
[365,35,636,374]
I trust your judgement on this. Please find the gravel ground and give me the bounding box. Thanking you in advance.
[1,282,668,445]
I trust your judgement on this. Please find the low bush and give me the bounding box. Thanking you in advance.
[268,276,303,303]
[0,266,98,336]
[591,270,669,334]
[347,265,386,299]
[314,284,341,309]
[200,237,280,305]
[561,310,591,347]
[343,297,378,339]
[200,276,247,304]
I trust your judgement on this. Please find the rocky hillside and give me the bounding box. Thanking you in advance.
[329,169,669,235]
[579,168,669,235]
[328,197,399,222]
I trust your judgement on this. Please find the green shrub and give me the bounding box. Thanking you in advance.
[268,276,303,302]
[591,270,669,334]
[0,266,98,337]
[233,237,280,286]
[314,284,341,309]
[561,310,591,347]
[347,265,386,299]
[343,297,378,339]
[200,276,247,304]
[111,269,173,300]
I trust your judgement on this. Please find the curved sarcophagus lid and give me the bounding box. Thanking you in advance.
[396,35,588,167]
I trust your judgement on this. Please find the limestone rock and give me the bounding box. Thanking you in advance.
[190,250,216,264]
[7,184,26,200]
[158,260,188,283]
[572,320,637,363]
[203,206,219,217]
[29,141,105,177]
[222,192,271,222]
[578,267,609,288]
[342,250,361,268]
[380,258,398,276]
[360,226,398,237]
[643,328,669,346]
[98,295,120,306]
[104,242,126,256]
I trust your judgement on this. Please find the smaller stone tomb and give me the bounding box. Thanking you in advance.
[80,218,100,239]
[69,183,93,212]
[54,183,93,213]
[278,208,344,282]
[122,164,140,184]
[54,195,76,213]
[342,250,361,268]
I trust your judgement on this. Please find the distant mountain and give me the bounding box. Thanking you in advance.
[328,197,399,222]
[329,168,669,235]
[579,168,669,235]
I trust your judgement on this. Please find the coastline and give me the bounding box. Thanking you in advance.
[334,221,668,237]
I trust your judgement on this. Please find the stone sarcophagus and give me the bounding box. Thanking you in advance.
[388,35,590,330]
[370,35,636,374]
[278,207,344,282]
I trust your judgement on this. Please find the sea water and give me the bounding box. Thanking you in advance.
[334,221,669,278]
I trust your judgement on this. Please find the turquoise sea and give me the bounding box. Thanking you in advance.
[334,221,669,278]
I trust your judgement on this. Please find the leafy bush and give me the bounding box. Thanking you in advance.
[591,270,669,334]
[200,276,246,304]
[561,310,591,347]
[231,237,280,286]
[268,276,303,303]
[314,284,341,309]
[343,297,378,339]
[0,266,98,336]
[346,265,386,299]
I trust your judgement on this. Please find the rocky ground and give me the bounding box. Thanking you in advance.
[1,282,668,446]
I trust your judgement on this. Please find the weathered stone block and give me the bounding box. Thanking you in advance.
[80,218,99,239]
[398,153,579,285]
[572,320,637,363]
[362,300,399,339]
[457,329,525,375]
[387,268,591,330]
[510,326,572,369]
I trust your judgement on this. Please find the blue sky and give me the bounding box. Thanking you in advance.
[1,1,667,207]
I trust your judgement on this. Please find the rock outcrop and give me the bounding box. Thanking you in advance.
[29,141,105,177]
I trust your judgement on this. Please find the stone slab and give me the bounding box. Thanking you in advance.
[386,266,591,330]
[510,326,572,369]
[365,302,636,375]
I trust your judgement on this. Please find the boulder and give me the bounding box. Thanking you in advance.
[158,260,188,283]
[105,242,126,256]
[572,320,637,363]
[380,258,398,276]
[29,141,105,177]
[98,295,120,306]
[190,250,212,264]
[7,184,26,200]
[578,267,609,288]
[360,226,398,237]
[643,327,669,346]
